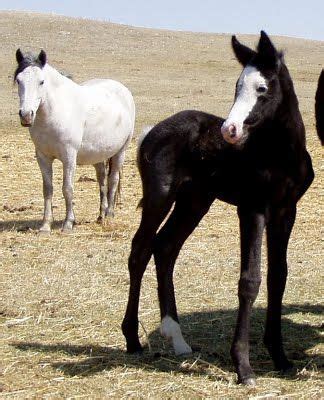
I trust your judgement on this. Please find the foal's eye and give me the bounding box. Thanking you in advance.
[256,86,267,94]
[40,80,44,86]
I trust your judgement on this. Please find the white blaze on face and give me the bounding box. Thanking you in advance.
[160,315,192,355]
[17,66,45,126]
[221,66,268,144]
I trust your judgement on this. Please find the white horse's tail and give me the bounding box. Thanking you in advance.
[116,169,122,206]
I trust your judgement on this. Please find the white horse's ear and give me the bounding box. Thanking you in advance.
[16,48,24,64]
[38,50,47,67]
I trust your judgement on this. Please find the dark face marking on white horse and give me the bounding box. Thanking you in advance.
[14,49,47,81]
[14,49,47,126]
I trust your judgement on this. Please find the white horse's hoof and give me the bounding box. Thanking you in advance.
[105,209,115,218]
[97,215,107,224]
[62,221,74,232]
[39,224,51,234]
[174,343,193,356]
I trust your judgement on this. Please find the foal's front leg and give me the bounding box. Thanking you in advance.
[62,152,77,232]
[36,151,54,233]
[264,206,296,371]
[231,208,265,385]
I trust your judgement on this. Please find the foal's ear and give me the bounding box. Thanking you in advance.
[257,31,281,70]
[16,48,24,64]
[38,50,47,67]
[231,35,256,66]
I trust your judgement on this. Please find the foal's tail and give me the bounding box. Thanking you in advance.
[315,69,324,145]
[136,125,154,209]
[137,125,154,167]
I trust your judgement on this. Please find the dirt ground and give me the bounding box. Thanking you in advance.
[0,11,323,399]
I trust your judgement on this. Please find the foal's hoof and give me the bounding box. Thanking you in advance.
[126,342,143,354]
[279,362,296,376]
[238,376,256,386]
[274,359,295,373]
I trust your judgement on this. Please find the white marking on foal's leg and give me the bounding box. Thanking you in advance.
[160,315,192,355]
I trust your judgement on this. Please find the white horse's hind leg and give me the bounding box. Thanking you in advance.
[36,151,54,233]
[106,141,129,217]
[94,161,108,223]
[62,153,76,231]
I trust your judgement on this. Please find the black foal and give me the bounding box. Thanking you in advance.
[122,31,314,385]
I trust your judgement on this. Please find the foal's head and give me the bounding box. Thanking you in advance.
[221,31,284,145]
[14,49,47,127]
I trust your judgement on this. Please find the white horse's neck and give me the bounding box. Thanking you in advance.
[37,65,77,121]
[44,64,73,86]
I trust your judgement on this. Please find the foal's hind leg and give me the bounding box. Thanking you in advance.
[231,207,265,385]
[264,206,296,372]
[122,194,175,353]
[154,188,214,355]
[94,162,108,223]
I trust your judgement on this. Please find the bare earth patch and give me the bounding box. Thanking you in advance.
[0,11,323,398]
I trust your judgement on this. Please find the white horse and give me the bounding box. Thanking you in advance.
[14,49,135,232]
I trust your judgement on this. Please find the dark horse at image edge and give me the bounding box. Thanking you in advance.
[122,31,314,385]
[315,69,324,145]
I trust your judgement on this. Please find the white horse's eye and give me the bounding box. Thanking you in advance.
[40,80,45,86]
[256,86,267,94]
[16,78,20,85]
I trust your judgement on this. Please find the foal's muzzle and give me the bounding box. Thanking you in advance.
[221,122,243,144]
[19,110,34,127]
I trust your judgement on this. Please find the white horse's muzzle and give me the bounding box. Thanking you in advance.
[19,110,34,127]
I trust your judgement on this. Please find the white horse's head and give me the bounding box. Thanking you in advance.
[15,49,47,127]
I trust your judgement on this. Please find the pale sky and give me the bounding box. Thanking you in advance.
[1,0,324,41]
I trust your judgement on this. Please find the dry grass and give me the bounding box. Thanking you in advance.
[0,11,323,399]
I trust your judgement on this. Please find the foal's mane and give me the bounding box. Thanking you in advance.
[14,52,44,81]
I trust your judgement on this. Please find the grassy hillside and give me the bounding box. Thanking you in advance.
[0,11,323,398]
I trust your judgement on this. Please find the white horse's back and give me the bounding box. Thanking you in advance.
[77,79,135,165]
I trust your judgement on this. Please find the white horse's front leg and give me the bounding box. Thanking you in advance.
[62,154,76,232]
[36,151,54,233]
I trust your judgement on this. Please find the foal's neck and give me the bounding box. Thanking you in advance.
[276,64,306,151]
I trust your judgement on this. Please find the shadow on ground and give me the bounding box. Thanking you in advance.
[11,304,323,381]
[0,219,65,232]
